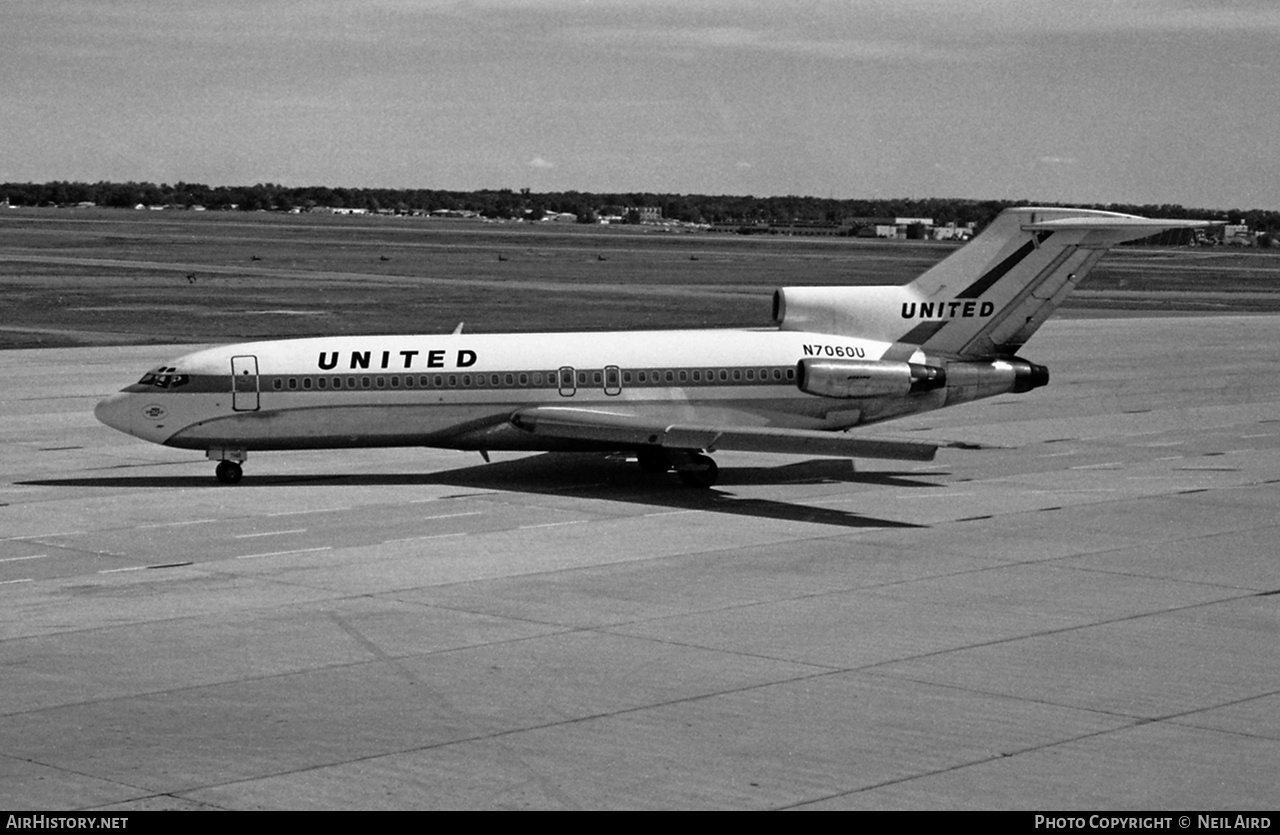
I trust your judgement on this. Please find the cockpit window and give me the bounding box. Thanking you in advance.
[137,367,189,389]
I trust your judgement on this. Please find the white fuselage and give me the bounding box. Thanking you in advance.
[94,327,950,453]
[93,207,1202,484]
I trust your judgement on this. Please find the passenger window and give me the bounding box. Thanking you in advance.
[390,376,399,388]
[664,370,674,383]
[303,378,312,390]
[692,370,701,383]
[361,377,370,388]
[273,379,282,390]
[288,378,298,390]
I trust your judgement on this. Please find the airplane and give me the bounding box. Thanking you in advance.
[94,207,1208,487]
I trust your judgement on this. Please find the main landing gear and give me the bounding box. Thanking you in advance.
[676,454,718,488]
[634,449,719,488]
[208,448,247,484]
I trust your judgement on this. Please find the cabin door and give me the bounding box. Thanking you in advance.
[231,355,260,411]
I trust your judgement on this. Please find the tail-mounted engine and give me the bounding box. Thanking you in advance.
[796,358,946,398]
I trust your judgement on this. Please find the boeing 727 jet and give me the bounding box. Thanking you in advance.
[95,207,1207,486]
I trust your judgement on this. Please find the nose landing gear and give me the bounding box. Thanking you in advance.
[207,448,247,484]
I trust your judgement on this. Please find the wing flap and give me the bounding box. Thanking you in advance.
[510,407,937,462]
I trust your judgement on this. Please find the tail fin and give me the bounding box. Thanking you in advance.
[774,208,1208,358]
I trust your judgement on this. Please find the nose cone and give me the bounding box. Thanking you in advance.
[95,392,133,436]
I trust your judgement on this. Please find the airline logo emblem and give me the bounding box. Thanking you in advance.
[901,301,995,320]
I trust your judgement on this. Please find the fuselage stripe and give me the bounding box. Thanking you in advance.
[131,364,800,396]
[954,234,1046,299]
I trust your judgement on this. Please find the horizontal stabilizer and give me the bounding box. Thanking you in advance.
[1022,216,1210,230]
[510,406,937,462]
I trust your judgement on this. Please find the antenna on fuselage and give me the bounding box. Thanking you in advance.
[452,322,465,335]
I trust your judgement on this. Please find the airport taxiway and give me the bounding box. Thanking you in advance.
[1,315,1278,809]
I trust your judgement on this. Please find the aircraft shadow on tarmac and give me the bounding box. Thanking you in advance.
[25,455,943,529]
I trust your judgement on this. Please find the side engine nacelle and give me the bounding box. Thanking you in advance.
[796,358,946,399]
[943,358,1049,404]
[796,357,1047,401]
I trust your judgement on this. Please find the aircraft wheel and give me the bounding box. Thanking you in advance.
[215,460,243,484]
[636,448,672,473]
[676,454,718,488]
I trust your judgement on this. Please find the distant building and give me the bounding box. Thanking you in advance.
[932,222,975,241]
[1223,224,1254,245]
[769,221,846,236]
[628,206,663,223]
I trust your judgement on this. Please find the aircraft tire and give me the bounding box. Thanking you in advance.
[215,460,243,484]
[676,454,718,488]
[636,448,672,473]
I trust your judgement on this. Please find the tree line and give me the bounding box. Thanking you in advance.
[3,180,1276,234]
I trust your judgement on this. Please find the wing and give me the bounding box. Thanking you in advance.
[509,406,937,462]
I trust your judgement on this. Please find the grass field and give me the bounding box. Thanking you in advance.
[3,207,1278,349]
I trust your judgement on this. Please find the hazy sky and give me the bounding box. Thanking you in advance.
[4,1,1278,209]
